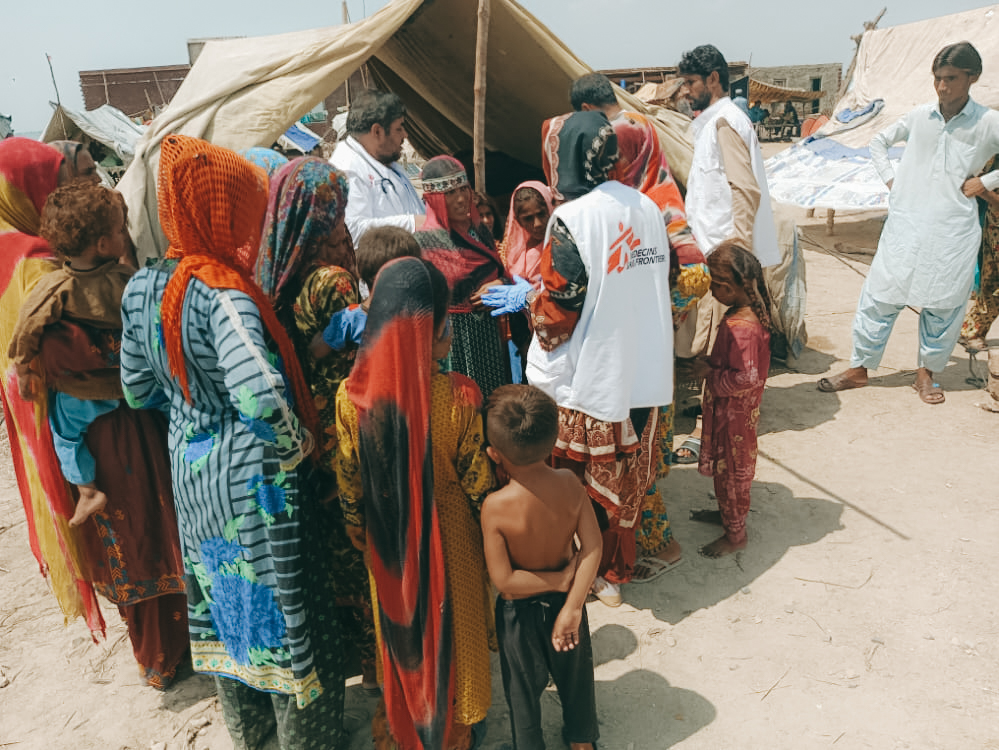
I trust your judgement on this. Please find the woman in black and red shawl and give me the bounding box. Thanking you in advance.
[414,156,513,399]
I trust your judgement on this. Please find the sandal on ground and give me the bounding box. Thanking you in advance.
[671,436,701,464]
[913,380,945,404]
[590,575,622,607]
[631,555,685,583]
[817,372,866,393]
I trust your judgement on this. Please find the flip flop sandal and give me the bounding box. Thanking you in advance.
[590,576,622,607]
[631,556,685,583]
[671,436,701,464]
[912,381,945,404]
[817,373,866,392]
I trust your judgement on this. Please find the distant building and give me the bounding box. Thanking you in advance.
[598,63,751,95]
[79,65,191,121]
[0,114,12,140]
[748,63,842,116]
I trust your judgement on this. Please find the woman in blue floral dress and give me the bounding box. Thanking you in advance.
[120,136,345,750]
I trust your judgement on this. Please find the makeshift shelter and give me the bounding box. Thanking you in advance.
[766,4,999,210]
[41,104,146,166]
[746,79,822,105]
[118,0,694,260]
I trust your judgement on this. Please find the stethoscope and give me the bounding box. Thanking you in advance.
[346,138,402,195]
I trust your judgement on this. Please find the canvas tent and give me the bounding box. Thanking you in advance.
[41,103,146,165]
[119,0,694,260]
[766,4,999,210]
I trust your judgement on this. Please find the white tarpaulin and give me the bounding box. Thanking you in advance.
[119,0,694,260]
[766,5,999,210]
[41,104,146,164]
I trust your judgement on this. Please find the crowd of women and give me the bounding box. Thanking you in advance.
[0,97,773,750]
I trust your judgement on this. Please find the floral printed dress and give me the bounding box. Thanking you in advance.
[120,261,340,710]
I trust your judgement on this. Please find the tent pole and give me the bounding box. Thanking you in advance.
[839,7,885,100]
[473,0,490,193]
[343,2,352,109]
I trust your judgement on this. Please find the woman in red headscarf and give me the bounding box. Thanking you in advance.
[1,137,188,688]
[414,156,513,399]
[0,137,104,633]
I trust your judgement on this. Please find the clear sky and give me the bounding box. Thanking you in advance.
[3,0,995,133]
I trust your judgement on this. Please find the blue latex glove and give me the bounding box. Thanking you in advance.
[480,275,532,316]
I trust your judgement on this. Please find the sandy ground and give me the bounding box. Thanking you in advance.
[2,199,999,750]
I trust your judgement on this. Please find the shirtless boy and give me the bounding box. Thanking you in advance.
[481,384,602,750]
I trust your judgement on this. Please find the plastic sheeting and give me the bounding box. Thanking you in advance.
[766,143,898,210]
[118,0,694,261]
[41,104,146,163]
[766,5,999,210]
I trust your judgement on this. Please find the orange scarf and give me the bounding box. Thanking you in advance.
[157,135,317,440]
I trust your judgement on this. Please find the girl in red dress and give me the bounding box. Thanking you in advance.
[691,243,772,558]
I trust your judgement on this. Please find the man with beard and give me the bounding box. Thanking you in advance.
[330,89,425,243]
[671,44,779,465]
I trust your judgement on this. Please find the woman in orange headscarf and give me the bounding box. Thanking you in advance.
[120,135,346,748]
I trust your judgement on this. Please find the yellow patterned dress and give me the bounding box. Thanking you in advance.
[336,370,497,743]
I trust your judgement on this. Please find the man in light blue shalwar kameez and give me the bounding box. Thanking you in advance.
[819,42,999,404]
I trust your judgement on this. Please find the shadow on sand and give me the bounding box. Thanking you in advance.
[624,475,845,627]
[479,624,716,749]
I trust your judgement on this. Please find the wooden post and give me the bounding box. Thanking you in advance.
[343,2,352,109]
[473,0,490,193]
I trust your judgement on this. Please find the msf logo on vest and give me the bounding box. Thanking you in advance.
[607,223,641,275]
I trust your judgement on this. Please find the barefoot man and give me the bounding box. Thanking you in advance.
[818,42,999,404]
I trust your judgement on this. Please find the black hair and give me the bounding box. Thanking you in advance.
[422,259,451,331]
[708,242,773,332]
[570,73,618,111]
[483,384,559,465]
[345,90,407,136]
[473,191,504,241]
[932,42,982,77]
[677,44,730,91]
[357,227,422,290]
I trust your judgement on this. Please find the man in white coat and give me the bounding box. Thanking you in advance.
[329,90,425,244]
[672,44,779,463]
[818,42,999,404]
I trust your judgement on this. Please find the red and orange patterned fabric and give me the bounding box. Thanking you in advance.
[0,137,105,635]
[344,257,453,750]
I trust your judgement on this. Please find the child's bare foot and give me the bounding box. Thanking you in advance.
[698,534,746,558]
[70,484,108,526]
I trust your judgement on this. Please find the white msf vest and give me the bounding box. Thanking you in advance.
[687,97,780,267]
[527,181,673,423]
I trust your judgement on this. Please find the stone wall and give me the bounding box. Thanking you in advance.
[749,63,842,116]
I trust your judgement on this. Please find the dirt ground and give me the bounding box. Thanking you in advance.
[2,201,999,750]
